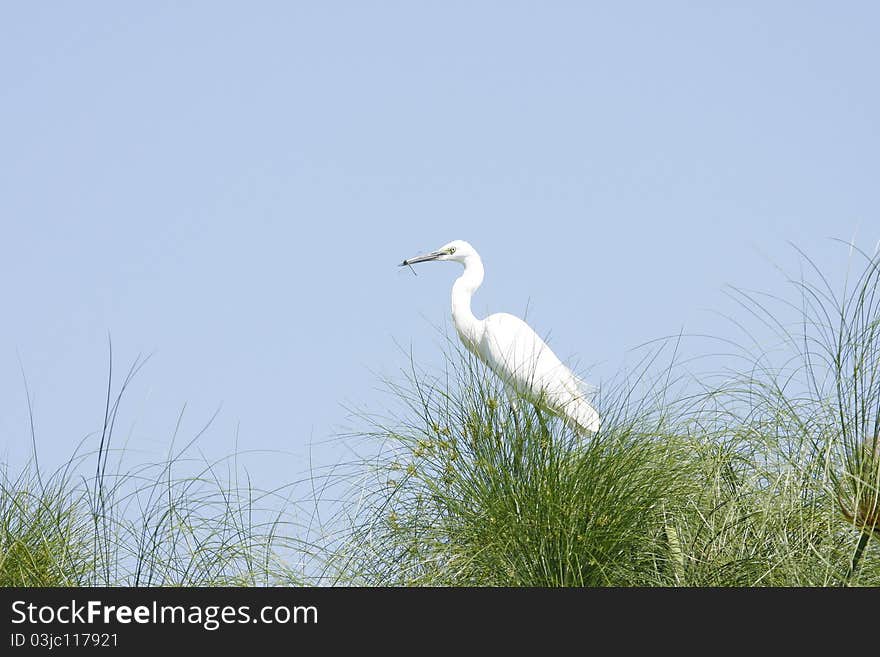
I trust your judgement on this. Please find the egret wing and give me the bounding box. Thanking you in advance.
[478,313,568,396]
[478,313,600,432]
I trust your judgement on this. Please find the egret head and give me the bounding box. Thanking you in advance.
[400,240,477,267]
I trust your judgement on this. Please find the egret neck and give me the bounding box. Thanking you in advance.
[451,253,485,354]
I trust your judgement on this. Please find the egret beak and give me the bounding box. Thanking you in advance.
[400,251,444,266]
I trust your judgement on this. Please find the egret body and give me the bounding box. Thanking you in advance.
[401,240,600,434]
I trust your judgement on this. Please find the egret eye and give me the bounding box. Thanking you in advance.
[449,247,456,254]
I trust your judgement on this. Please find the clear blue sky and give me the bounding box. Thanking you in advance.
[2,2,878,485]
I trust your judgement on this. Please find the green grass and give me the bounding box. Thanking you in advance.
[0,446,308,587]
[0,462,92,586]
[3,243,880,586]
[326,244,880,586]
[1,355,308,587]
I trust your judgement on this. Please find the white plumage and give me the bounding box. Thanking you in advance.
[401,239,600,434]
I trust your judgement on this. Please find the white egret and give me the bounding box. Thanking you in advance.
[401,240,600,434]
